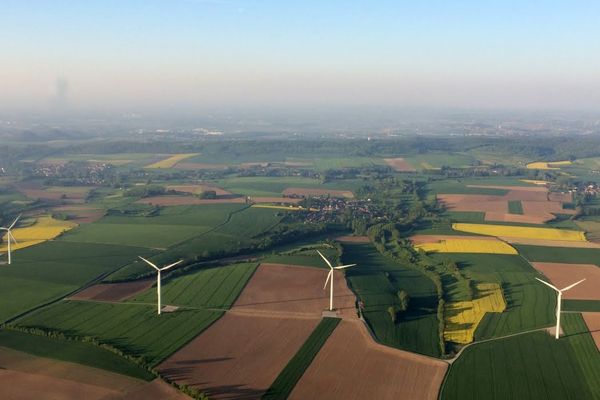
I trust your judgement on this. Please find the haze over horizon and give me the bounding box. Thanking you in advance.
[3,0,600,113]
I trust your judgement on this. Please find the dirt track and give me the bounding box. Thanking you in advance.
[384,158,416,172]
[231,263,356,319]
[582,313,600,351]
[531,262,600,300]
[288,320,447,400]
[158,313,319,400]
[70,279,154,302]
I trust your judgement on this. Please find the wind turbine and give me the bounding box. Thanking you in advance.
[1,215,21,265]
[139,257,183,315]
[317,250,356,311]
[536,277,586,339]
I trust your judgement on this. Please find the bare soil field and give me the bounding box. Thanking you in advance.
[582,313,600,351]
[174,162,230,170]
[136,196,246,206]
[336,235,371,243]
[231,263,356,318]
[282,188,354,198]
[531,262,600,300]
[522,201,576,215]
[549,192,573,203]
[410,235,498,245]
[0,347,187,399]
[70,279,154,302]
[288,320,447,400]
[384,157,416,172]
[166,184,233,196]
[15,184,93,204]
[438,194,507,213]
[158,313,319,400]
[501,237,600,248]
[484,212,551,224]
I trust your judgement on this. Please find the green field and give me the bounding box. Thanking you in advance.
[432,253,555,340]
[263,317,341,400]
[132,262,257,308]
[563,300,600,312]
[0,329,154,380]
[442,313,600,400]
[212,176,362,197]
[0,241,151,322]
[341,243,441,357]
[404,153,478,170]
[105,206,284,281]
[14,301,222,367]
[508,200,524,214]
[60,204,246,248]
[516,245,600,265]
[428,180,508,196]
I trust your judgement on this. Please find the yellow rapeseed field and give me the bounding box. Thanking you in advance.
[526,160,572,170]
[145,153,199,169]
[452,223,586,242]
[0,215,77,253]
[444,283,507,344]
[414,239,517,254]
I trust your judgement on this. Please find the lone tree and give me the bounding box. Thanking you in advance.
[397,290,410,312]
[387,306,398,323]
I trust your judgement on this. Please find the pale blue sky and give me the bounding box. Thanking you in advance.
[2,0,600,110]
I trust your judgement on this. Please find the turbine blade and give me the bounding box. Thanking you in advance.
[323,270,332,289]
[138,256,160,270]
[335,263,356,270]
[535,277,559,292]
[9,231,17,244]
[161,260,184,271]
[561,278,586,292]
[8,215,21,230]
[316,250,333,269]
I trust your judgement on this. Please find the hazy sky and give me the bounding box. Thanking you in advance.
[2,0,600,111]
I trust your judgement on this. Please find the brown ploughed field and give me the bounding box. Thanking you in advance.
[136,196,246,206]
[282,187,354,198]
[0,347,187,400]
[484,212,551,224]
[549,192,573,202]
[531,262,600,300]
[231,263,356,318]
[582,313,600,351]
[158,313,319,400]
[288,320,447,400]
[70,279,154,302]
[384,157,416,172]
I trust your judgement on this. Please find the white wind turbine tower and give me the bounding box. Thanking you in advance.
[535,277,586,339]
[1,215,21,265]
[139,257,183,315]
[317,250,356,311]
